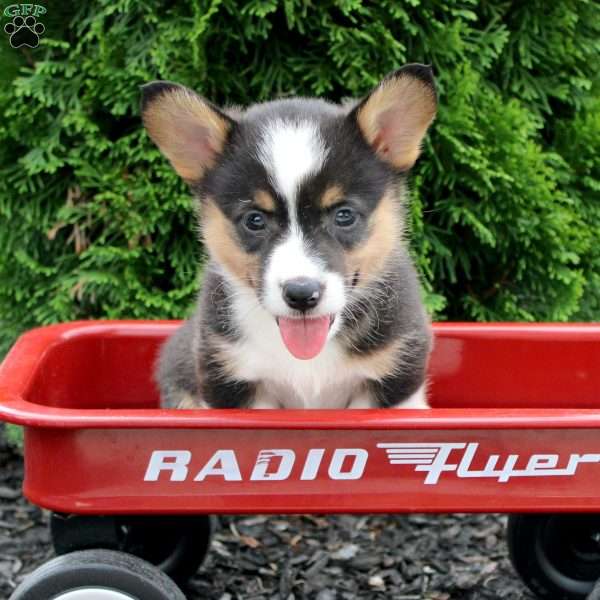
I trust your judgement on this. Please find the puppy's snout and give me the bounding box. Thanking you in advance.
[282,277,323,311]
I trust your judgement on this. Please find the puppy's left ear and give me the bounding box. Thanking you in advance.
[140,81,236,182]
[350,64,437,171]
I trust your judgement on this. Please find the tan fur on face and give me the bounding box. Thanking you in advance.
[357,75,436,170]
[348,335,408,380]
[254,190,276,212]
[347,191,402,283]
[320,184,344,209]
[143,88,230,181]
[201,199,260,287]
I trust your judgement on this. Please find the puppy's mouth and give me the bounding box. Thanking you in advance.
[275,315,335,360]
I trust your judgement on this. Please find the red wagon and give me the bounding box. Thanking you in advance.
[1,321,599,599]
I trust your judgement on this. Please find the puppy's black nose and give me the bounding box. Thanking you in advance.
[282,277,322,311]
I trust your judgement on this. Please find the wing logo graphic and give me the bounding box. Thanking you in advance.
[377,442,600,485]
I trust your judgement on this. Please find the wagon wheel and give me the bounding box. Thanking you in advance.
[588,579,600,600]
[50,513,214,586]
[9,549,185,600]
[507,514,600,600]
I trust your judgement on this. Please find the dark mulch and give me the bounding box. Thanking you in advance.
[0,433,52,597]
[0,430,535,599]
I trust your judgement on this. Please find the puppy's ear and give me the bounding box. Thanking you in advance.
[140,81,235,182]
[350,64,437,171]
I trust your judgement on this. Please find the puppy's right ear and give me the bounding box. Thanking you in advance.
[140,81,236,182]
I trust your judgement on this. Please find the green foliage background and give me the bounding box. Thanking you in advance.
[0,0,599,355]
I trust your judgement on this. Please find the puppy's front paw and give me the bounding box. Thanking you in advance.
[174,392,208,410]
[392,384,429,409]
[346,392,376,409]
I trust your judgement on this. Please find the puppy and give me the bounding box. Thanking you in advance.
[141,64,437,409]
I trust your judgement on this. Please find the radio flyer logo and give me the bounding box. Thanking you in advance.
[377,442,600,484]
[3,4,46,48]
[144,442,600,485]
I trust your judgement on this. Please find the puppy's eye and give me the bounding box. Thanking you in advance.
[334,206,357,228]
[243,210,267,232]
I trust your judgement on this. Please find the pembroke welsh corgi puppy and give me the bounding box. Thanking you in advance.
[141,64,437,410]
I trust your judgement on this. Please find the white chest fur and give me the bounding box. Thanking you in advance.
[220,282,428,410]
[224,287,363,408]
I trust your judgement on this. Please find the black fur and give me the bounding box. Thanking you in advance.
[140,81,180,111]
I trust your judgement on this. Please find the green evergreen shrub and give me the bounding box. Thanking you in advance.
[0,0,599,357]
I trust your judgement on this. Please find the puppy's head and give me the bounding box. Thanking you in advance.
[141,65,436,360]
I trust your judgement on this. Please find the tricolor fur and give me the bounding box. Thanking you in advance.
[141,64,437,409]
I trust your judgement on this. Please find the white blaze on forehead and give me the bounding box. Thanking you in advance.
[257,119,328,209]
[256,119,344,323]
[269,233,324,281]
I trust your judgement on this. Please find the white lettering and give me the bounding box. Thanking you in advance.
[526,454,558,471]
[380,443,600,484]
[194,450,242,481]
[250,449,295,481]
[300,449,325,480]
[143,444,600,486]
[328,448,368,480]
[144,450,191,482]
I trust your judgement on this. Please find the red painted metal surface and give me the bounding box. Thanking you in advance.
[1,321,599,514]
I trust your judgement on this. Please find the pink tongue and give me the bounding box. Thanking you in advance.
[277,316,331,360]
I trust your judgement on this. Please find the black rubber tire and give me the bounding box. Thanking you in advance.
[51,513,214,586]
[507,514,600,599]
[9,549,185,600]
